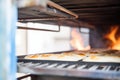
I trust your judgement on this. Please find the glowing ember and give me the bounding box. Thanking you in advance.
[104,25,120,50]
[70,28,90,50]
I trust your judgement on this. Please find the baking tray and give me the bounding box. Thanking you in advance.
[17,50,120,80]
[17,50,120,66]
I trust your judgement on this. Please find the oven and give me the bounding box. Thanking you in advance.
[17,0,120,80]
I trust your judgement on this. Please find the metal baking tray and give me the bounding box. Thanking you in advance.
[17,50,120,64]
[17,50,84,62]
[17,50,120,80]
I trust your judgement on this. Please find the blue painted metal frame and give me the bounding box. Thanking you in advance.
[0,0,17,80]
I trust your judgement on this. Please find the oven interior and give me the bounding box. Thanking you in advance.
[17,0,120,80]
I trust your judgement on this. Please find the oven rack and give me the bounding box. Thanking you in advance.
[18,0,78,24]
[17,0,94,30]
[17,59,120,80]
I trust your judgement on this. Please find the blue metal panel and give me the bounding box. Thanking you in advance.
[0,0,17,80]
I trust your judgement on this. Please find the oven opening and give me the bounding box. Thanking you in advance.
[70,25,120,51]
[90,25,120,50]
[16,23,120,55]
[104,25,120,50]
[70,28,90,50]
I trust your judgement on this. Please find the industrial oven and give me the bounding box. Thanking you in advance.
[17,0,120,80]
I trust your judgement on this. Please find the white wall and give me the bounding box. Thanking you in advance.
[16,23,71,55]
[27,24,71,54]
[16,29,27,55]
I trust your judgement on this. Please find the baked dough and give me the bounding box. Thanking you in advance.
[83,55,120,62]
[24,50,120,62]
[83,49,120,62]
[24,52,86,61]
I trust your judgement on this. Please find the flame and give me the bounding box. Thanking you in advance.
[104,25,120,50]
[70,29,90,50]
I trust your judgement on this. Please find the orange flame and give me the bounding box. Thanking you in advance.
[104,25,120,50]
[70,29,90,50]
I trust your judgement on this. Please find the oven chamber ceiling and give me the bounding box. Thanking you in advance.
[51,0,120,27]
[18,0,120,27]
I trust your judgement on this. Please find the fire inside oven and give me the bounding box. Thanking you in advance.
[17,0,120,80]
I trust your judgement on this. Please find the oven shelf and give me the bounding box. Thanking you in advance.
[17,60,120,80]
[17,50,120,80]
[17,0,78,24]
